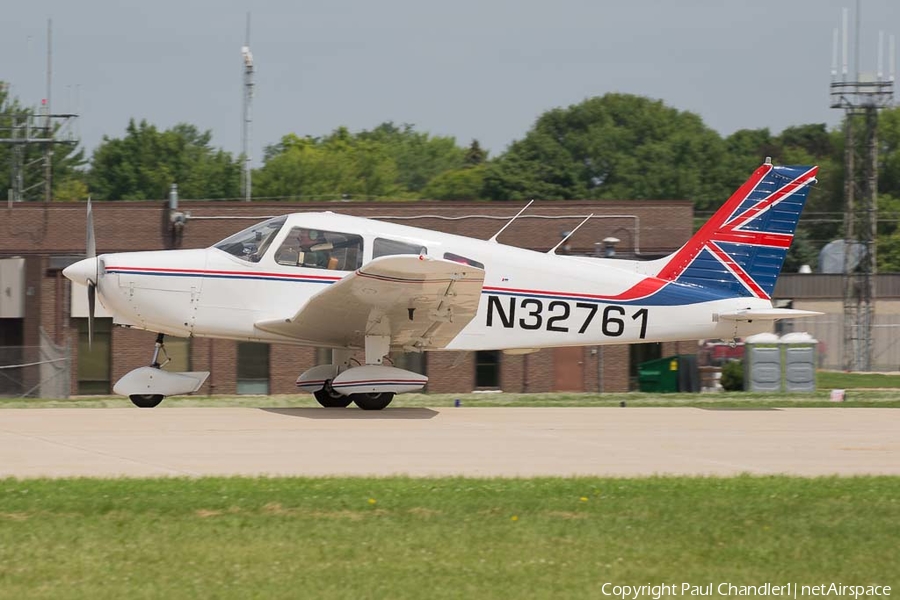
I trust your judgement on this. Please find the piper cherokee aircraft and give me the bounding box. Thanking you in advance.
[64,160,819,409]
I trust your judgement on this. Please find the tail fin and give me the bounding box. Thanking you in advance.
[656,161,817,299]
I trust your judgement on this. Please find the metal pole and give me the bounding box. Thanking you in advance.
[842,115,856,371]
[241,13,254,202]
[44,18,53,202]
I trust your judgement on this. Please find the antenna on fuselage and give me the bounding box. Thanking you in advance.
[548,213,593,254]
[547,213,594,254]
[488,199,534,243]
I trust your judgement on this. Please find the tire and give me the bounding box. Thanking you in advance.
[314,383,352,408]
[129,394,164,408]
[351,392,395,411]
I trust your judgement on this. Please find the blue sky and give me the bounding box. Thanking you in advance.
[3,0,898,163]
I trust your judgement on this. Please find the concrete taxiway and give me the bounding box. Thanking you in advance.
[1,407,897,478]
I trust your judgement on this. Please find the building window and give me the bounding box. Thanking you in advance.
[237,342,269,394]
[160,336,191,372]
[76,318,112,395]
[475,350,500,388]
[391,351,427,376]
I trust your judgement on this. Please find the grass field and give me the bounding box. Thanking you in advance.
[0,477,897,599]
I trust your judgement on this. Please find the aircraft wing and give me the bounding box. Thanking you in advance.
[255,255,485,351]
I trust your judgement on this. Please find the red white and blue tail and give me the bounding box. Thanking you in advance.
[655,161,817,300]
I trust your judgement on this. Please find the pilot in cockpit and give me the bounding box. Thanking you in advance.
[297,229,330,268]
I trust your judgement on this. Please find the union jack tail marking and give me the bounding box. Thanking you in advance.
[656,162,818,299]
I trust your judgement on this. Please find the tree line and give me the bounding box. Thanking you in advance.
[3,83,900,270]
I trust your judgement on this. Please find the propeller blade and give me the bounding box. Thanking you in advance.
[86,197,96,259]
[85,197,99,350]
[87,281,96,349]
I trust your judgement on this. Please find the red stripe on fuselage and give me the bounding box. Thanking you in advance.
[105,265,343,282]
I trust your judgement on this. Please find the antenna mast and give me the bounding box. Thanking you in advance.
[829,5,895,371]
[1,18,78,203]
[241,13,254,202]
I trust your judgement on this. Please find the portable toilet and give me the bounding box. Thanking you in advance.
[780,332,817,392]
[744,333,781,392]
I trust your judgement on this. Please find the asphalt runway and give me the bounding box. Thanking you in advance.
[1,407,898,478]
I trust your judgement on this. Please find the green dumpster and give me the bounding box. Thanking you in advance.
[638,355,699,393]
[638,356,680,393]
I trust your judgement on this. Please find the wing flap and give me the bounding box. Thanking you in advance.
[255,255,485,350]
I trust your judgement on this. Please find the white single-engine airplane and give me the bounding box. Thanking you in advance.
[64,160,819,409]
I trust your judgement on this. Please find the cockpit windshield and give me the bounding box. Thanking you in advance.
[214,216,287,262]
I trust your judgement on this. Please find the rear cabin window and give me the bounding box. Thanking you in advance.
[373,238,427,259]
[443,252,484,270]
[274,227,363,271]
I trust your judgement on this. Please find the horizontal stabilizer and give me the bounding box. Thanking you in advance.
[715,308,823,322]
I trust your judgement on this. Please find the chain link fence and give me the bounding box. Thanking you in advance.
[784,315,900,372]
[0,329,70,398]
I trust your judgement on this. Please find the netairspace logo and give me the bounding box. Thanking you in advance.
[600,582,892,599]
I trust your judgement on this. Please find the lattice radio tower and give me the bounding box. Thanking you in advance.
[1,19,78,203]
[830,5,895,371]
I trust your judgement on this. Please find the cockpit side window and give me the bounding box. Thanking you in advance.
[214,216,287,263]
[373,238,427,259]
[274,227,364,271]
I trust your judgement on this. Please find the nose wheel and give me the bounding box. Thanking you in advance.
[129,394,165,408]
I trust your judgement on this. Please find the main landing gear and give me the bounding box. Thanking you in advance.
[313,380,353,408]
[297,345,422,411]
[313,387,394,410]
[306,352,396,410]
[348,392,394,411]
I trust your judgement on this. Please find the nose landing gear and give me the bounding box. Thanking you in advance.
[114,333,209,408]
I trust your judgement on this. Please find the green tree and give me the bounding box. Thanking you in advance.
[483,94,728,203]
[88,119,240,200]
[464,139,487,166]
[254,131,401,200]
[359,122,467,192]
[255,124,469,200]
[421,165,487,200]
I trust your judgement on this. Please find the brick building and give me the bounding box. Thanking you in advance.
[0,199,697,397]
